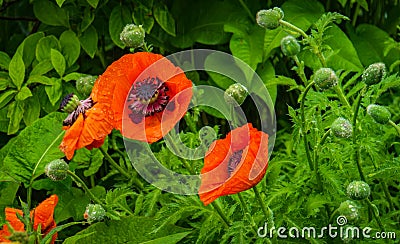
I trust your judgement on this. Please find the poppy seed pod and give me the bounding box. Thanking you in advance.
[367,104,391,125]
[84,204,106,223]
[347,180,370,200]
[256,7,284,30]
[362,62,386,86]
[224,83,248,106]
[45,159,69,181]
[314,68,338,90]
[59,93,80,113]
[331,117,352,138]
[120,24,145,48]
[76,75,97,97]
[338,200,360,223]
[281,35,300,57]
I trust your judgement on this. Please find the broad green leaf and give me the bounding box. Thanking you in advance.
[0,51,10,70]
[33,0,69,27]
[256,61,278,103]
[356,0,369,10]
[109,6,132,48]
[30,59,53,76]
[0,90,17,110]
[0,107,8,133]
[1,112,65,184]
[23,93,40,126]
[7,101,24,134]
[45,78,63,105]
[81,7,95,32]
[63,216,190,244]
[50,49,66,77]
[86,0,99,8]
[60,30,80,67]
[55,0,66,7]
[36,36,61,62]
[0,72,10,91]
[16,32,45,68]
[153,1,176,37]
[9,53,25,89]
[132,6,155,33]
[27,75,53,85]
[15,86,32,101]
[0,182,19,223]
[38,86,59,113]
[63,72,86,82]
[79,25,98,58]
[325,24,363,72]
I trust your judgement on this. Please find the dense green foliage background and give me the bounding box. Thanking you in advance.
[1,0,400,243]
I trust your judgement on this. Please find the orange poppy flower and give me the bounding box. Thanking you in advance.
[59,52,192,159]
[0,195,58,243]
[198,123,269,205]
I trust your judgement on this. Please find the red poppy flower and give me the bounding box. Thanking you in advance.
[59,52,192,159]
[0,195,58,243]
[198,123,269,205]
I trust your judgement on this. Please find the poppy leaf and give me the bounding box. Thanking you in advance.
[51,49,66,77]
[9,52,25,90]
[0,51,10,70]
[1,112,65,184]
[79,26,98,59]
[23,94,41,126]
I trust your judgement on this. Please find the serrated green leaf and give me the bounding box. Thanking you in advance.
[15,86,32,101]
[55,0,66,7]
[60,30,80,67]
[0,90,17,110]
[0,51,11,70]
[9,53,25,89]
[153,1,176,37]
[7,101,24,134]
[109,6,132,48]
[1,112,65,184]
[36,36,61,62]
[86,0,99,8]
[45,78,62,105]
[23,93,40,126]
[50,49,66,77]
[33,0,69,27]
[30,59,53,76]
[79,25,98,58]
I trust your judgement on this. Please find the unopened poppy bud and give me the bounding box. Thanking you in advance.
[84,204,106,223]
[120,24,145,48]
[256,7,284,30]
[314,68,338,90]
[347,180,370,200]
[338,200,360,222]
[76,75,97,97]
[45,159,69,181]
[367,104,391,125]
[59,93,80,113]
[331,117,352,138]
[281,36,300,57]
[362,62,386,85]
[224,83,248,106]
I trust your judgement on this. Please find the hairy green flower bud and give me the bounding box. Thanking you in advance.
[120,24,145,48]
[224,83,248,106]
[281,35,300,57]
[362,62,386,85]
[347,180,370,200]
[314,68,338,90]
[331,117,352,138]
[45,159,69,181]
[84,204,106,223]
[338,200,360,223]
[59,93,80,113]
[256,7,284,30]
[367,104,391,125]
[76,75,97,97]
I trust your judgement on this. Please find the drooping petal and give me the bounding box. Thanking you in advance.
[0,208,24,242]
[31,195,58,244]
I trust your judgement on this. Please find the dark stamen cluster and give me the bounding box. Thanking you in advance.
[227,149,244,176]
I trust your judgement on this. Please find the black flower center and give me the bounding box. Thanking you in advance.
[128,77,170,124]
[227,149,244,176]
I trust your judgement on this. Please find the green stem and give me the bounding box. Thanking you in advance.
[67,170,103,205]
[366,198,385,232]
[293,55,308,85]
[352,3,361,26]
[279,20,308,39]
[237,193,258,234]
[380,181,395,212]
[333,85,352,111]
[352,90,366,181]
[253,186,269,219]
[388,120,400,136]
[211,201,231,228]
[239,0,255,23]
[301,81,315,171]
[99,147,143,190]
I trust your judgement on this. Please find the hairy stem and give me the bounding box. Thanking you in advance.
[293,55,308,85]
[352,91,366,181]
[333,85,352,112]
[388,120,400,136]
[67,170,103,205]
[237,193,258,234]
[301,81,315,171]
[253,186,269,219]
[366,198,385,232]
[211,201,231,228]
[279,20,308,39]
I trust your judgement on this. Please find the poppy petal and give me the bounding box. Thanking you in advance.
[31,194,58,232]
[0,208,25,242]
